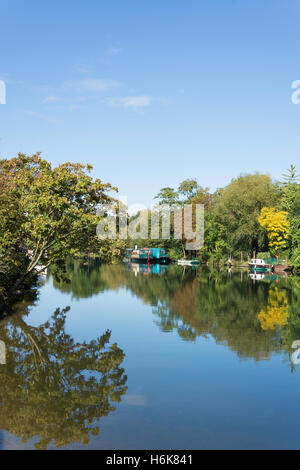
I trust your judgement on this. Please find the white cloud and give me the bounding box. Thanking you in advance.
[107,46,122,56]
[0,73,23,85]
[23,110,57,123]
[107,95,152,108]
[43,96,86,111]
[44,95,61,103]
[76,64,90,75]
[70,77,120,92]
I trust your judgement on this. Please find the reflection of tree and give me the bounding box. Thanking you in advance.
[0,307,127,449]
[153,303,197,341]
[53,261,192,307]
[156,272,300,368]
[151,270,300,364]
[52,260,300,368]
[153,272,280,360]
[52,258,108,299]
[258,288,289,330]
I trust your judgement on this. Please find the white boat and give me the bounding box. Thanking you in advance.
[248,258,270,272]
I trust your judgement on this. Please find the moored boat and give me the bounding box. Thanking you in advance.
[272,263,294,274]
[124,247,170,264]
[248,258,271,272]
[249,257,294,274]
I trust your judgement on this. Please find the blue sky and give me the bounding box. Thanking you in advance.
[0,0,300,208]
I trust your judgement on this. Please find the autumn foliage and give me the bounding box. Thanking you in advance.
[258,207,289,253]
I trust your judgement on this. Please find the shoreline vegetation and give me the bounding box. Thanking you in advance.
[0,153,299,312]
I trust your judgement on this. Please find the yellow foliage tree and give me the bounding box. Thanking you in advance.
[258,207,289,252]
[258,287,289,330]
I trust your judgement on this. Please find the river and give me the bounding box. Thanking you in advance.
[0,260,300,449]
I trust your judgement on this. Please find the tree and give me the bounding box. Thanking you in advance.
[280,164,300,212]
[289,190,300,269]
[278,165,300,269]
[282,164,300,185]
[154,187,178,205]
[216,173,278,254]
[0,167,30,303]
[0,153,116,292]
[258,207,289,253]
[177,179,199,201]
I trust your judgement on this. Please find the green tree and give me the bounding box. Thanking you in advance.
[177,179,199,201]
[216,173,278,255]
[154,187,179,205]
[289,190,300,269]
[278,165,300,269]
[0,153,116,292]
[280,164,300,212]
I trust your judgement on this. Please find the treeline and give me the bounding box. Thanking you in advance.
[128,166,300,269]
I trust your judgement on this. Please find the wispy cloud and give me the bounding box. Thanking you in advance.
[42,77,120,108]
[107,95,152,108]
[43,94,86,111]
[76,64,90,75]
[44,95,61,103]
[23,110,57,123]
[107,46,122,56]
[69,77,120,93]
[0,73,23,85]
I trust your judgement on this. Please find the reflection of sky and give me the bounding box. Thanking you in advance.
[3,275,300,449]
[122,394,147,407]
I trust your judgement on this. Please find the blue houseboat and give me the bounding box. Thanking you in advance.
[124,247,170,264]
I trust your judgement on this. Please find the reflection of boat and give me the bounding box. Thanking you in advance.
[125,262,169,276]
[249,272,266,281]
[249,271,292,282]
[124,247,170,264]
[177,259,200,266]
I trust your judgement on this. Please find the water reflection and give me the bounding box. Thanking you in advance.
[52,260,300,368]
[249,271,292,282]
[258,287,289,330]
[125,262,169,276]
[2,261,300,449]
[0,306,127,449]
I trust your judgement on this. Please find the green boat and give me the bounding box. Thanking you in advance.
[248,258,271,272]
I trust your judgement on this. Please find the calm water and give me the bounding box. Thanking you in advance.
[1,261,300,450]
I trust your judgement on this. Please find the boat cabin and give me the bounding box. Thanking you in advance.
[250,258,266,266]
